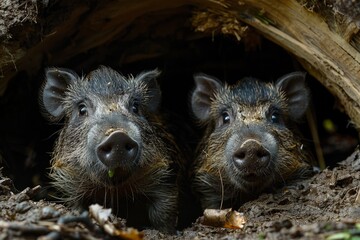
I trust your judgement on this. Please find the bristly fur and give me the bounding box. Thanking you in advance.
[191,75,314,210]
[42,66,184,233]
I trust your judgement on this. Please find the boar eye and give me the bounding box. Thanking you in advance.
[222,111,231,124]
[132,101,139,114]
[271,113,279,123]
[269,109,282,124]
[78,103,88,116]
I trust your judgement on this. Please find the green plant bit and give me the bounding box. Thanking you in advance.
[108,169,115,178]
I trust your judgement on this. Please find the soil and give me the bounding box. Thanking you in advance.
[0,149,359,239]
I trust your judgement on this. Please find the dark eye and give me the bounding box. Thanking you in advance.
[132,101,139,114]
[222,111,231,124]
[270,110,281,124]
[78,103,88,116]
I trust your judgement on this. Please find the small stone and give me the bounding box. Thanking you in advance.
[40,206,60,219]
[15,201,31,213]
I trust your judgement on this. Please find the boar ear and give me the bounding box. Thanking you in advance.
[136,69,162,112]
[275,72,310,120]
[42,68,79,119]
[191,73,223,121]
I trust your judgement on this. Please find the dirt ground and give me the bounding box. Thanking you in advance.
[0,148,359,240]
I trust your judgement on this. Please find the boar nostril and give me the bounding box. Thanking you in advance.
[97,130,139,168]
[233,142,271,169]
[234,150,246,162]
[125,142,136,152]
[257,148,270,159]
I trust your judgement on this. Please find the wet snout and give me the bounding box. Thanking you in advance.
[233,139,271,173]
[96,130,139,169]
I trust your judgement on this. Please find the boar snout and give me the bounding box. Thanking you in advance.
[233,139,271,174]
[96,130,139,169]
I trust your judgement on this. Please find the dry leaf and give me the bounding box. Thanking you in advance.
[201,208,246,229]
[89,204,143,240]
[89,204,112,225]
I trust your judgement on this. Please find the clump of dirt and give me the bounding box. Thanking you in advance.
[0,0,38,39]
[0,149,359,239]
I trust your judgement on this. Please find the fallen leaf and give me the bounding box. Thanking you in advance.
[89,204,143,240]
[89,204,112,225]
[201,208,246,229]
